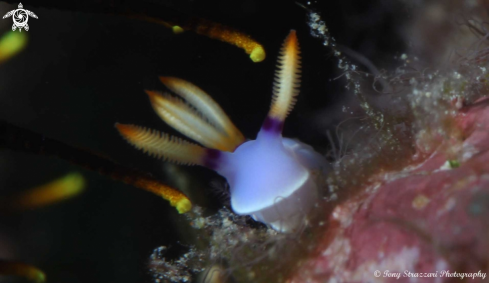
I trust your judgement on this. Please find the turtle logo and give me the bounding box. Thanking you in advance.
[2,3,38,32]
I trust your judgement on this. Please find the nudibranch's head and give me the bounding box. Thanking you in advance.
[116,30,326,232]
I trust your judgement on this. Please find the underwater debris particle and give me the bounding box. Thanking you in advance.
[150,246,205,283]
[0,260,46,283]
[305,6,400,152]
[448,159,460,168]
[190,216,206,229]
[0,31,27,63]
[5,172,85,210]
[439,160,460,171]
[412,194,430,210]
[200,265,226,283]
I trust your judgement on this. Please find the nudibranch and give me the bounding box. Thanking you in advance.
[116,30,327,232]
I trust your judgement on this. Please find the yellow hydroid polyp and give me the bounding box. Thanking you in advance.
[131,176,192,214]
[172,25,185,34]
[194,21,266,62]
[249,45,266,63]
[0,31,27,63]
[10,172,85,210]
[0,260,46,283]
[134,14,265,62]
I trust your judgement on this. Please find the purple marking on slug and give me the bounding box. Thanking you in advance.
[203,148,222,169]
[261,117,284,133]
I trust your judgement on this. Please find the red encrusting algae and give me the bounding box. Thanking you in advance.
[290,97,489,282]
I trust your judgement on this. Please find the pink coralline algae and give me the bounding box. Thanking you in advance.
[290,97,489,282]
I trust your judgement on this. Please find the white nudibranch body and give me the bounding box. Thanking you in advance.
[116,30,327,233]
[217,131,325,232]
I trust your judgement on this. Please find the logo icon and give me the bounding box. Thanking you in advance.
[2,3,38,32]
